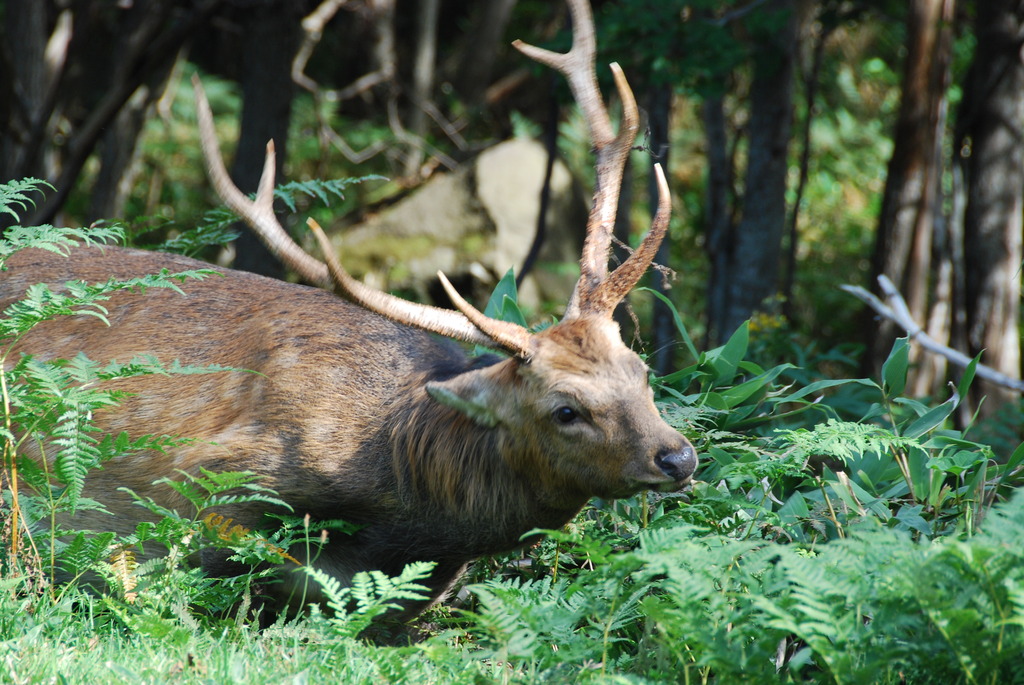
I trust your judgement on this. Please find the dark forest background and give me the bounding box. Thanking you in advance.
[2,0,1021,439]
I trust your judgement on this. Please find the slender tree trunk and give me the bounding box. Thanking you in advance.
[230,0,302,279]
[721,0,797,337]
[782,16,830,324]
[958,0,1024,418]
[403,0,440,178]
[864,0,954,385]
[703,93,734,348]
[517,74,559,287]
[18,1,223,226]
[89,51,182,221]
[2,0,51,181]
[647,83,674,375]
[88,89,154,221]
[455,0,519,108]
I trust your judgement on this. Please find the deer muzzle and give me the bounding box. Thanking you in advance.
[655,445,698,484]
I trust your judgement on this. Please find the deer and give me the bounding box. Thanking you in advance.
[0,0,696,619]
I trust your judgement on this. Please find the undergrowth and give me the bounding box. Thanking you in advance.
[0,177,1022,684]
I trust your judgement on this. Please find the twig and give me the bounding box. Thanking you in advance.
[841,275,1024,392]
[291,0,392,166]
[292,0,351,93]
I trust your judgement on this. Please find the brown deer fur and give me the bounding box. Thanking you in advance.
[0,244,696,614]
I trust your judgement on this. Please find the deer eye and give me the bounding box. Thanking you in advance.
[553,406,578,424]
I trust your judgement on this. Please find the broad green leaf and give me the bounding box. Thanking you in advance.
[929,450,986,476]
[777,491,811,530]
[482,269,524,324]
[956,354,980,399]
[881,337,910,397]
[718,363,795,408]
[709,322,749,387]
[894,503,931,536]
[1006,440,1024,472]
[469,268,527,357]
[903,394,957,439]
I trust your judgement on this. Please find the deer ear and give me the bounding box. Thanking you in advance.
[426,373,500,427]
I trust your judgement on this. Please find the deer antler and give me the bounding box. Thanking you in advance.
[514,0,666,320]
[193,74,532,358]
[193,78,330,288]
[588,163,671,315]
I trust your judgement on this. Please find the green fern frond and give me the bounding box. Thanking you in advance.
[0,269,215,343]
[58,531,119,579]
[144,469,291,518]
[153,210,240,257]
[161,175,385,258]
[0,224,124,269]
[306,560,433,638]
[9,349,230,512]
[774,418,920,463]
[273,176,385,212]
[0,178,54,220]
[350,562,434,614]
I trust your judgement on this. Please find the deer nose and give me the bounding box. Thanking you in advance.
[655,446,697,481]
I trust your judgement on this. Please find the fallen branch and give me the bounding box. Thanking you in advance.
[841,275,1024,393]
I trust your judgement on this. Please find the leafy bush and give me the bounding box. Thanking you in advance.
[464,491,1024,683]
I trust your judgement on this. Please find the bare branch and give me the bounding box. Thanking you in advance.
[292,0,351,92]
[841,275,1024,392]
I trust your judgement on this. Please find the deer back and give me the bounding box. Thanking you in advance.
[1,247,461,529]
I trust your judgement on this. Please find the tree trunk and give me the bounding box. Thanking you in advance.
[720,0,797,338]
[2,0,52,182]
[782,15,831,324]
[15,0,222,227]
[455,0,519,108]
[703,93,734,348]
[403,0,440,178]
[89,49,183,221]
[647,82,675,375]
[958,0,1024,417]
[88,88,155,221]
[864,0,954,386]
[229,0,302,279]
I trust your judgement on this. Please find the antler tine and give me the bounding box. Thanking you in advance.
[513,0,640,319]
[586,163,672,316]
[306,220,529,354]
[436,271,534,358]
[512,0,611,146]
[192,74,330,288]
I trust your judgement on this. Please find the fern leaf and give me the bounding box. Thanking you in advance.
[0,270,214,342]
[108,545,139,603]
[0,224,123,268]
[272,176,385,212]
[0,178,54,220]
